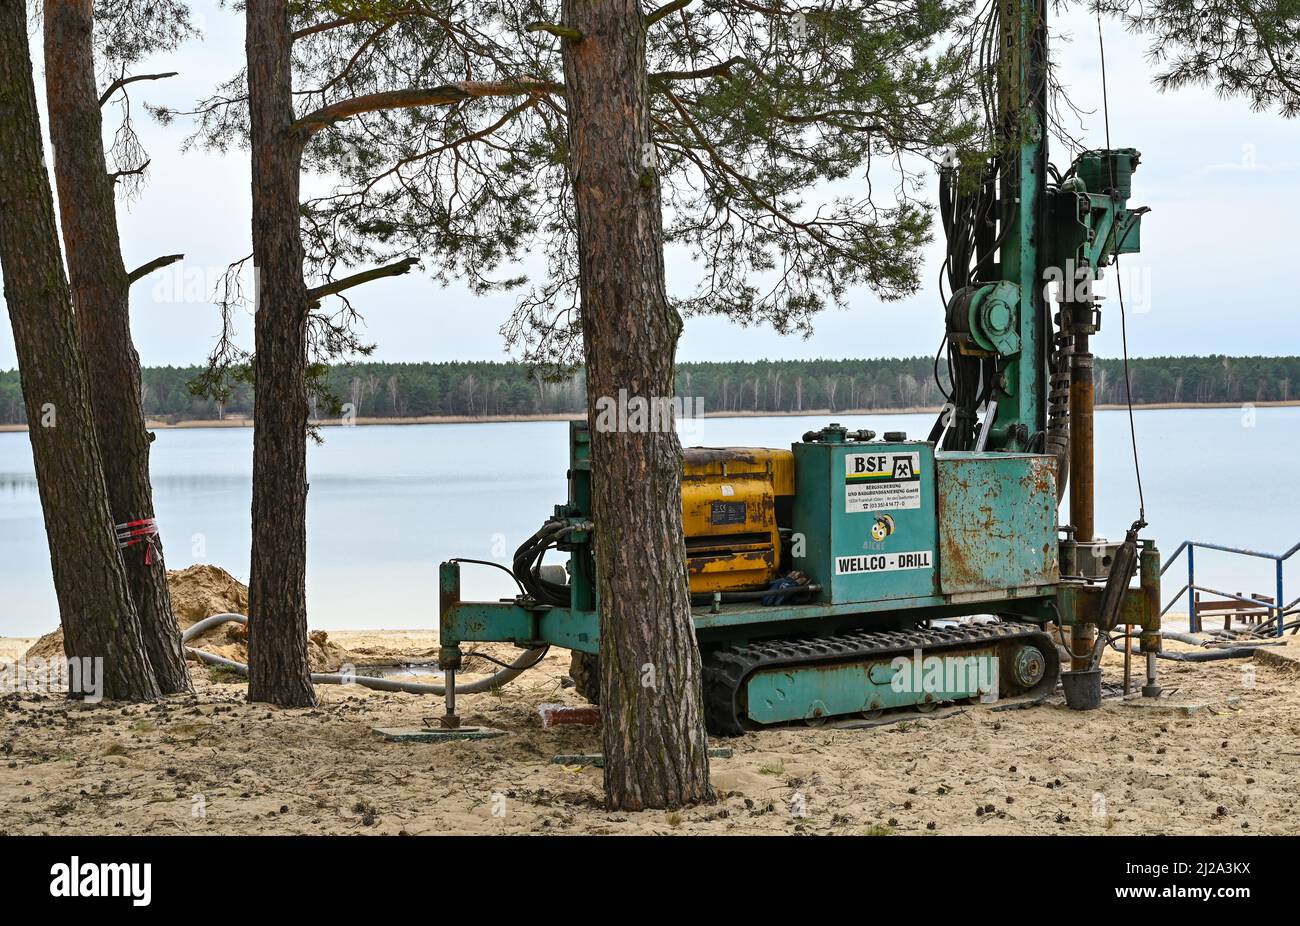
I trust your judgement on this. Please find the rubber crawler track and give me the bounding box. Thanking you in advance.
[702,622,1060,735]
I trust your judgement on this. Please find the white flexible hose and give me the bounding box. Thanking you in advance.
[182,613,545,695]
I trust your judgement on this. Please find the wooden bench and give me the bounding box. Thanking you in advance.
[1194,592,1275,631]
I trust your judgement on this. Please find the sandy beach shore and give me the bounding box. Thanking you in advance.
[2,619,1297,835]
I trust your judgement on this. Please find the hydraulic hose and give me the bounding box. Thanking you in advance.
[512,520,575,607]
[182,613,546,695]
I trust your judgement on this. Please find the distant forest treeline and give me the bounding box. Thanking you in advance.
[0,356,1296,424]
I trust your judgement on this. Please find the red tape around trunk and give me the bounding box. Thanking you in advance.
[115,518,161,566]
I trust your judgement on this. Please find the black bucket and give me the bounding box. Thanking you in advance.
[1061,668,1102,711]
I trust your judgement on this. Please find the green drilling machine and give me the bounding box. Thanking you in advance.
[437,0,1161,733]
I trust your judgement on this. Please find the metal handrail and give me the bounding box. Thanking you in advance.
[1160,540,1299,635]
[1161,539,1300,573]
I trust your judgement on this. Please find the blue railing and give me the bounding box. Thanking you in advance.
[1160,540,1300,635]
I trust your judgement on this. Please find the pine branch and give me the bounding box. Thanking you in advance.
[294,80,561,138]
[291,8,422,41]
[99,72,178,107]
[109,158,151,184]
[306,257,419,302]
[292,15,366,40]
[646,0,693,27]
[127,254,184,284]
[650,57,748,83]
[525,22,584,41]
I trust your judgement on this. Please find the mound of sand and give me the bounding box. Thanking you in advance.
[22,629,67,662]
[168,562,250,625]
[22,564,351,672]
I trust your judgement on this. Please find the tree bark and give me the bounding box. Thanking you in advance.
[0,0,160,702]
[561,0,713,810]
[244,0,317,707]
[44,0,191,695]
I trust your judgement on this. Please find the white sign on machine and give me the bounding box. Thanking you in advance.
[835,550,933,576]
[843,451,921,513]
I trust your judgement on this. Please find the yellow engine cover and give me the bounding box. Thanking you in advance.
[681,447,795,594]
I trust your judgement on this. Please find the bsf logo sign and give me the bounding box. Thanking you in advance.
[845,451,921,513]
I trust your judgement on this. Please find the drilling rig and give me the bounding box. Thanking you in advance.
[437,0,1161,733]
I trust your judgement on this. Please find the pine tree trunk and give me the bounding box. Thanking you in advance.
[44,0,191,695]
[561,0,714,811]
[244,0,317,707]
[0,0,160,702]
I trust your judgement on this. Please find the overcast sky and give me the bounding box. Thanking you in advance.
[3,3,1298,371]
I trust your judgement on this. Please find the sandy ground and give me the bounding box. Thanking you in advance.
[2,623,1298,835]
[0,639,30,666]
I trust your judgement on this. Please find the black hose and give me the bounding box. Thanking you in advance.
[466,647,551,672]
[450,558,526,594]
[512,520,573,607]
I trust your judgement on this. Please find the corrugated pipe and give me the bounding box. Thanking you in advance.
[1156,646,1261,662]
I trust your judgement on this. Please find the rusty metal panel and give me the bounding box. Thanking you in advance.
[935,453,1059,595]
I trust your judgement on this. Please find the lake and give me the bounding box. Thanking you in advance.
[1,407,1296,637]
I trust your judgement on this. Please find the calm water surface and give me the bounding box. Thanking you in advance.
[1,408,1296,637]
